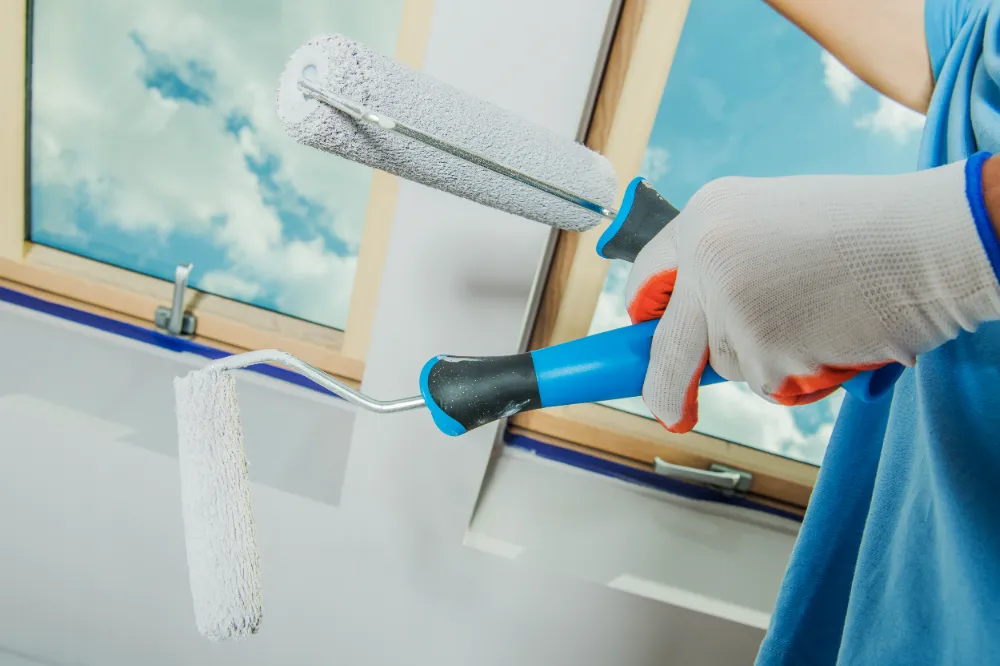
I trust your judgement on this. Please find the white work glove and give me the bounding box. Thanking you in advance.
[626,154,1000,433]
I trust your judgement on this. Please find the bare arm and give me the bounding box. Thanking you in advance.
[983,156,1000,240]
[765,0,933,113]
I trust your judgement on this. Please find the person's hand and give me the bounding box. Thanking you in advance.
[625,154,1000,433]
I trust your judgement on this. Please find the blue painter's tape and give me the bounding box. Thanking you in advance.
[505,431,803,522]
[418,357,467,436]
[596,176,644,259]
[0,284,342,399]
[531,320,724,409]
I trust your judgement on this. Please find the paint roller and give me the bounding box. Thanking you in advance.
[175,33,906,641]
[175,316,896,641]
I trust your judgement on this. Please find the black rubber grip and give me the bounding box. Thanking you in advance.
[424,353,542,433]
[601,180,680,262]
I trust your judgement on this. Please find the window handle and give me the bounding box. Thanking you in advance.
[155,263,196,336]
[653,457,753,495]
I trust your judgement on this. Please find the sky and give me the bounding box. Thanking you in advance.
[589,0,923,465]
[29,0,404,330]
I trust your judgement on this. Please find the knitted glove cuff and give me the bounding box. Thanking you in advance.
[966,151,1000,282]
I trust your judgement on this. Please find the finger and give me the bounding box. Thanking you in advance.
[769,362,890,406]
[707,330,744,383]
[624,223,679,323]
[643,285,709,433]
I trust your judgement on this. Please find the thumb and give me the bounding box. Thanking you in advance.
[625,223,679,323]
[643,284,709,434]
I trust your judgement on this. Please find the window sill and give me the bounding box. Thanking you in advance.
[466,433,801,629]
[512,404,818,509]
[0,243,365,381]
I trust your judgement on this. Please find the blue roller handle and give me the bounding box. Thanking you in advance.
[419,319,903,437]
[531,319,901,408]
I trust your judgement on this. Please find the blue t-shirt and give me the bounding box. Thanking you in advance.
[756,2,1000,664]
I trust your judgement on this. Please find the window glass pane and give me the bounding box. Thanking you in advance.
[590,0,922,466]
[28,0,404,330]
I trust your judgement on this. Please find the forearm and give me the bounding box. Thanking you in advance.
[764,0,933,113]
[981,155,1000,241]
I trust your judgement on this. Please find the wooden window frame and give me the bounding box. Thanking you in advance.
[0,0,434,383]
[513,0,817,513]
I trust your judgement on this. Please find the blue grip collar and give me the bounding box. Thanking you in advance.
[596,176,645,259]
[418,357,467,436]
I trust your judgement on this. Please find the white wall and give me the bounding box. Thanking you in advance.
[0,287,769,666]
[468,448,798,630]
[0,0,798,663]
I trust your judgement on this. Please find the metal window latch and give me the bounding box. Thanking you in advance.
[155,263,197,336]
[653,457,753,496]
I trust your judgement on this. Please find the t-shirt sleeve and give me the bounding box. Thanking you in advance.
[925,0,981,79]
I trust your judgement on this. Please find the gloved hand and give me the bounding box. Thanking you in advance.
[625,153,1000,433]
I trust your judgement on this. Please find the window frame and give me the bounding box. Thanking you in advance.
[513,0,818,513]
[0,0,434,382]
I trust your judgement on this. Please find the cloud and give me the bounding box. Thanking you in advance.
[29,0,404,328]
[821,50,860,105]
[129,31,215,106]
[199,271,262,301]
[236,121,355,257]
[855,97,926,143]
[819,50,925,143]
[640,146,671,183]
[589,262,633,336]
[696,383,838,465]
[605,383,838,467]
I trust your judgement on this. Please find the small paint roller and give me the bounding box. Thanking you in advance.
[174,368,260,642]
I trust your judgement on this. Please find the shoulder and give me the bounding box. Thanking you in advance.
[926,0,993,78]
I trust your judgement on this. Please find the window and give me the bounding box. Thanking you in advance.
[0,0,433,380]
[513,0,922,510]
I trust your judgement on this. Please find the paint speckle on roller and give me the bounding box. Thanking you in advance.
[498,399,532,419]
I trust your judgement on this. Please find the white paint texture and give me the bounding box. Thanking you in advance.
[174,369,261,641]
[277,34,618,231]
